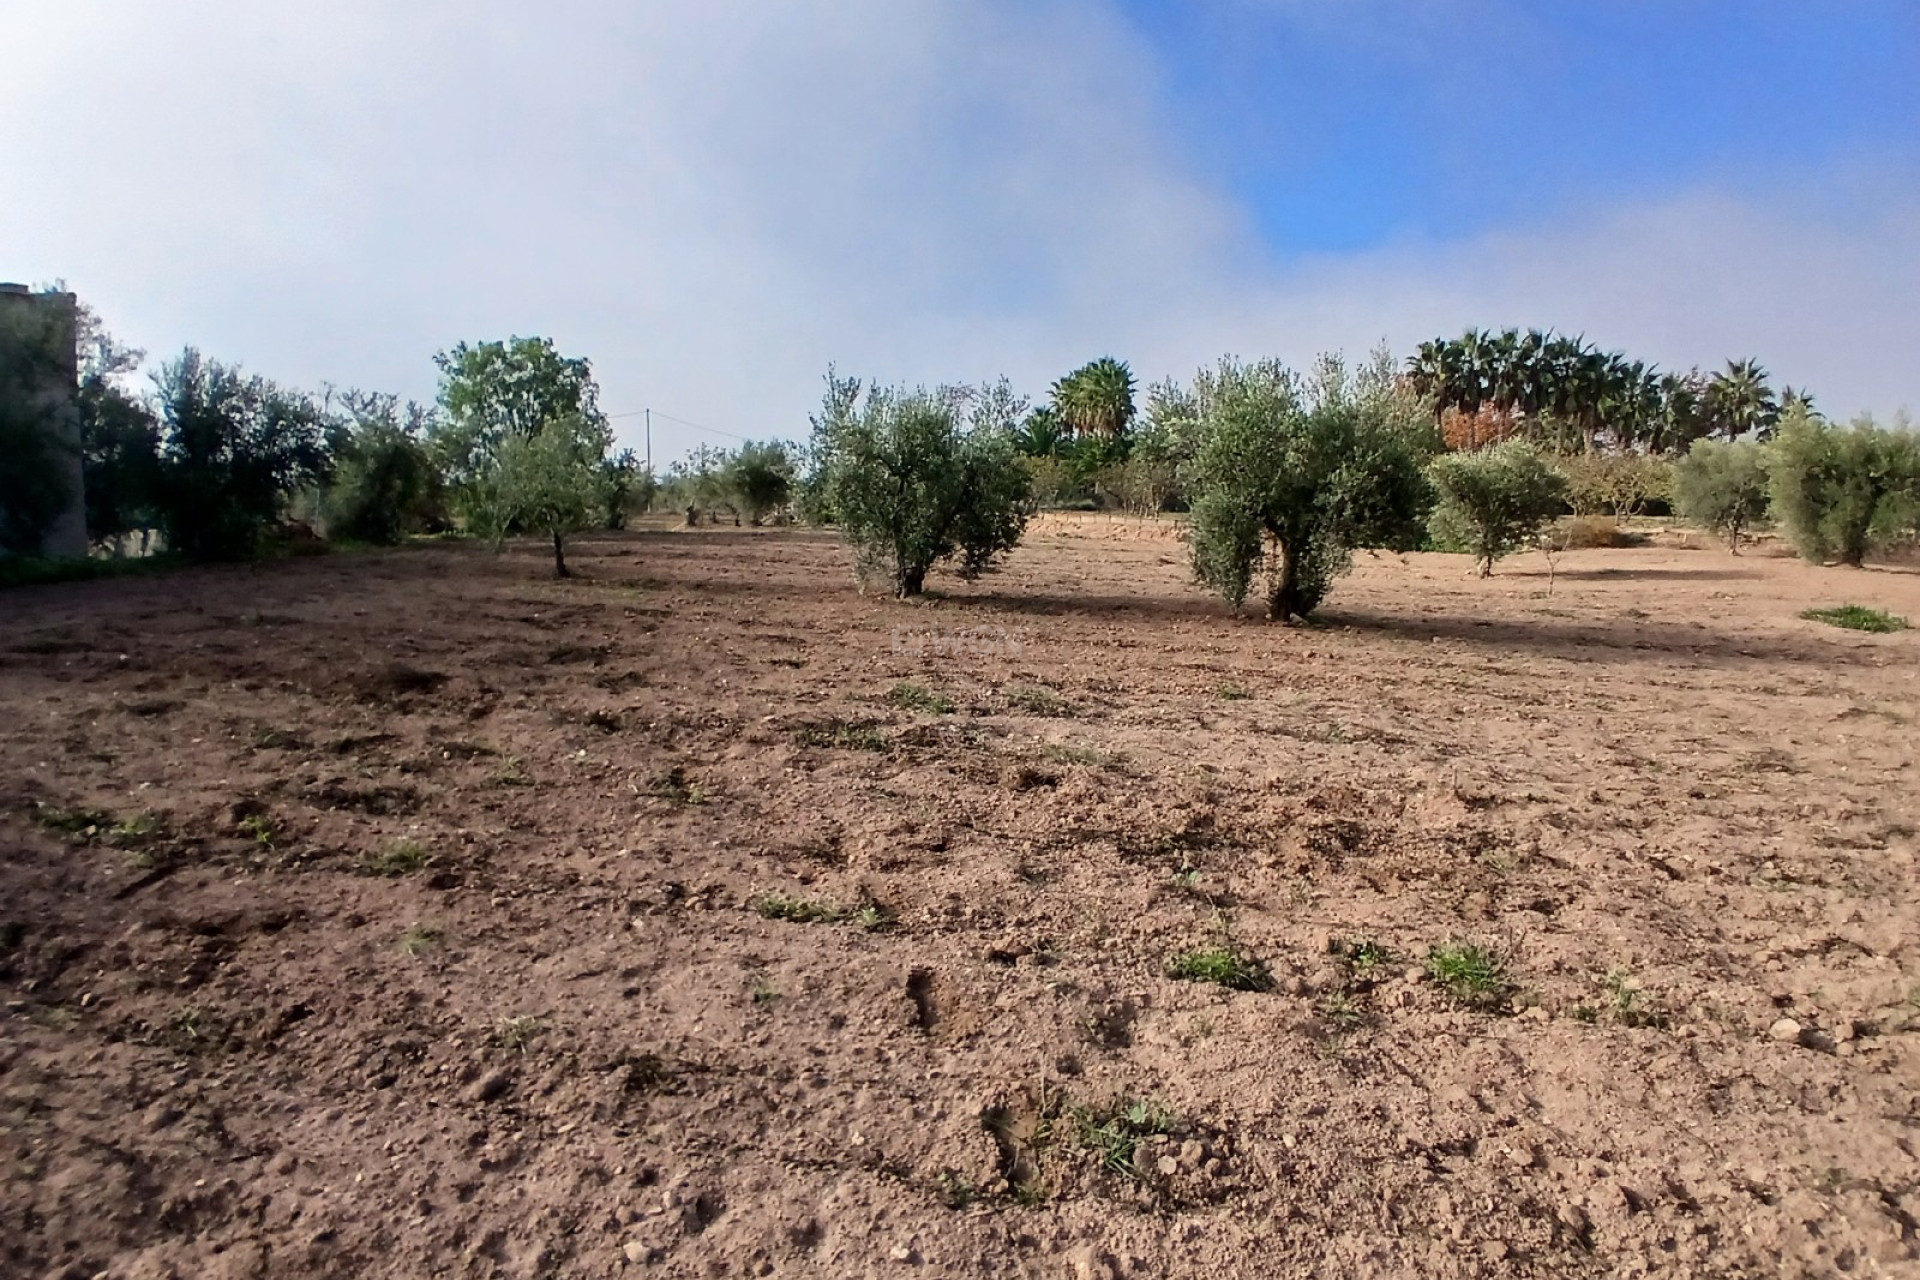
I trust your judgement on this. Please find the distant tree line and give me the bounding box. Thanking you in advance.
[3,292,1914,613]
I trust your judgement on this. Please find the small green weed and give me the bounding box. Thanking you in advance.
[490,755,533,787]
[655,765,710,804]
[363,839,431,877]
[238,813,277,848]
[495,1015,548,1053]
[1215,683,1251,701]
[33,803,113,837]
[1316,992,1367,1030]
[1801,605,1909,634]
[1604,968,1669,1029]
[398,923,443,956]
[109,813,162,843]
[1332,937,1397,975]
[1006,685,1073,717]
[935,1169,977,1209]
[1072,1097,1179,1178]
[1426,940,1513,1011]
[1040,743,1124,769]
[754,893,848,924]
[794,719,888,751]
[750,976,780,1005]
[889,682,956,715]
[1166,946,1274,993]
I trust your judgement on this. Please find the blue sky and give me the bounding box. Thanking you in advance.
[1123,1,1920,252]
[2,1,1915,462]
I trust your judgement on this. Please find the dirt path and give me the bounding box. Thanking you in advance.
[3,519,1917,1279]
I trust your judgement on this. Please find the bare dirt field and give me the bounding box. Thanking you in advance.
[3,515,1919,1280]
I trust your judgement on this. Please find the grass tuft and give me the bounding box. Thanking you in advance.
[1801,605,1909,634]
[1071,1097,1179,1178]
[1425,939,1513,1011]
[889,682,956,715]
[363,838,432,877]
[794,719,888,751]
[1166,945,1274,992]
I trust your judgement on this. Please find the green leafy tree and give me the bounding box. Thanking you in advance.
[431,336,606,522]
[1051,357,1136,441]
[811,373,1031,597]
[1766,406,1920,566]
[1671,438,1770,552]
[488,414,611,577]
[149,349,330,561]
[724,440,796,524]
[1185,352,1433,620]
[55,296,161,554]
[0,292,80,556]
[596,449,651,529]
[319,392,444,544]
[1426,441,1568,577]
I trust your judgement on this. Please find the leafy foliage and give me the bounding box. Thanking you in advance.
[1800,605,1908,634]
[0,293,79,555]
[320,392,443,544]
[1050,357,1136,441]
[810,371,1032,597]
[724,440,795,524]
[1184,352,1433,620]
[431,336,606,519]
[486,414,612,576]
[1671,437,1770,552]
[1426,441,1568,577]
[1766,406,1920,567]
[149,349,330,561]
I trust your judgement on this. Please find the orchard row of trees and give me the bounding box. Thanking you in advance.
[5,294,1913,622]
[810,352,1918,619]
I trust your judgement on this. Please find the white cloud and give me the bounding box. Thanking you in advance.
[2,0,1913,465]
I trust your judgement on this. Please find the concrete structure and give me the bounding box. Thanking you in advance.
[0,283,87,558]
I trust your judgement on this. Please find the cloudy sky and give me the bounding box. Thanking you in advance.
[5,0,1916,462]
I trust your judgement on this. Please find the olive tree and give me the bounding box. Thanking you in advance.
[724,440,795,524]
[487,414,611,577]
[1766,406,1920,566]
[810,372,1031,597]
[1426,441,1568,577]
[1185,353,1433,620]
[1671,437,1769,552]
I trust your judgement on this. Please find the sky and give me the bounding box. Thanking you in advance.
[3,0,1916,463]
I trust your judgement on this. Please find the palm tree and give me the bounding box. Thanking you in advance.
[1705,358,1778,441]
[1051,357,1137,441]
[1012,405,1069,458]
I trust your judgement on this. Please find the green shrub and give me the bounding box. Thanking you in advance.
[1185,352,1433,620]
[1766,407,1920,567]
[1671,437,1770,552]
[320,393,444,545]
[1426,441,1568,576]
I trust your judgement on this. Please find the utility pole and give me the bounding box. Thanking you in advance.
[645,408,651,476]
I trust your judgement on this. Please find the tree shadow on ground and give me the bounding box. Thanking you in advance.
[1316,608,1865,667]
